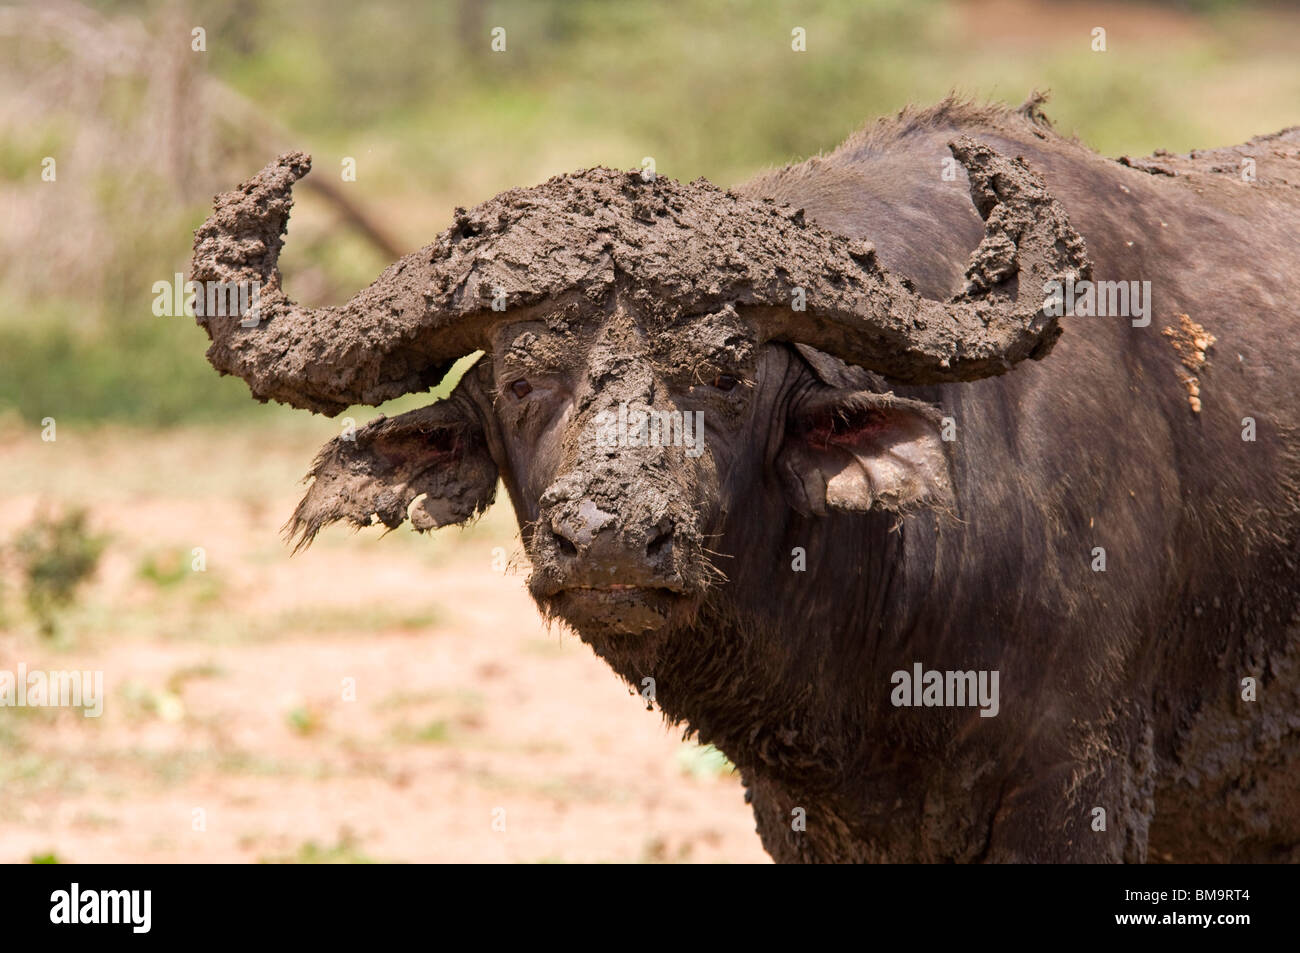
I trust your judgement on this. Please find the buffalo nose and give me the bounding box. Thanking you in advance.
[548,501,674,564]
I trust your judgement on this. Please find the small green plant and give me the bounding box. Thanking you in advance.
[391,718,453,745]
[675,742,735,780]
[11,507,107,636]
[286,704,323,736]
[137,548,190,587]
[30,852,61,864]
[413,719,451,743]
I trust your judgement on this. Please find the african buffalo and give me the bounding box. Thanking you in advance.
[191,96,1300,862]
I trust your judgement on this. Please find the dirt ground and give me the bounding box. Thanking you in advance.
[0,417,768,863]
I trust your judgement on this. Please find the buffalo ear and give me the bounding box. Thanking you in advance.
[776,389,955,517]
[286,375,498,552]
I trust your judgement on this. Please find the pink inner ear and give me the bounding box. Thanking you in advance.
[780,392,954,515]
[798,405,897,451]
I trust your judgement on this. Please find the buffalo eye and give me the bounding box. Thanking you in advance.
[711,373,740,392]
[510,379,533,399]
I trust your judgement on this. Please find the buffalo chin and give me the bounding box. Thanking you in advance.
[547,586,685,636]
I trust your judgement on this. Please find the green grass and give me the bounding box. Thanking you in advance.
[0,297,476,428]
[411,719,451,743]
[270,605,440,637]
[138,548,202,588]
[259,832,377,864]
[0,307,283,427]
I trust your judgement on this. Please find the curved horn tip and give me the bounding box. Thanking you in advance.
[201,152,313,225]
[945,135,1053,219]
[193,151,313,252]
[947,134,1016,166]
[254,151,313,189]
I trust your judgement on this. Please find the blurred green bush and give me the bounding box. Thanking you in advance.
[10,507,107,636]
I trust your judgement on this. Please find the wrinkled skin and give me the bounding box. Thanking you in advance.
[204,98,1300,863]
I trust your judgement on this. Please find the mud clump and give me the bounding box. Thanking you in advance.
[1162,313,1216,413]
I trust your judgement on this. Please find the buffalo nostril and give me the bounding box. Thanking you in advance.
[553,530,578,557]
[646,528,673,557]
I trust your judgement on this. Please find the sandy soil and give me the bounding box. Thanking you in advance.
[0,419,768,863]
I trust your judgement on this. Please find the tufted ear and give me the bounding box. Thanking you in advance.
[776,387,955,517]
[286,362,499,551]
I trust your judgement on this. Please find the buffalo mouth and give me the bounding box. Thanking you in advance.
[546,584,687,634]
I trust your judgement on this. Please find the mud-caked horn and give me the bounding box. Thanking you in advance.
[190,153,485,415]
[192,138,1088,414]
[755,135,1091,382]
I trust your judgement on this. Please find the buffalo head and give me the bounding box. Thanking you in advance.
[191,140,1088,645]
